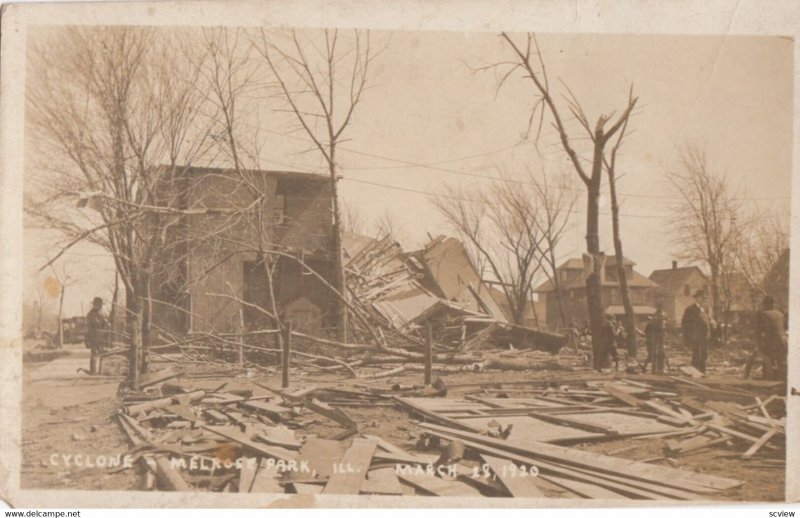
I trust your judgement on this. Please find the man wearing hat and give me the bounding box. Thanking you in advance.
[85,296,108,374]
[681,290,710,373]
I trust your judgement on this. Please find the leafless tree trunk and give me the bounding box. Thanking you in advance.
[434,168,573,327]
[603,101,638,356]
[49,265,71,348]
[27,27,218,387]
[489,33,637,351]
[668,146,742,331]
[736,211,789,309]
[253,29,384,342]
[531,172,577,330]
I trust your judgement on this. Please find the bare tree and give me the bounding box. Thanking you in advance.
[668,146,742,329]
[26,27,219,386]
[736,211,789,310]
[341,201,365,235]
[433,169,573,327]
[530,172,577,329]
[604,106,638,355]
[487,33,638,352]
[252,28,383,341]
[48,264,74,348]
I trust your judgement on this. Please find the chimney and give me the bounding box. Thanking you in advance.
[672,260,678,270]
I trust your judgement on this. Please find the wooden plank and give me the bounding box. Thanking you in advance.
[238,458,258,492]
[154,455,193,491]
[419,422,742,493]
[480,454,544,497]
[702,422,764,443]
[239,400,292,421]
[422,429,692,500]
[322,437,378,494]
[290,438,347,481]
[741,428,779,460]
[756,397,772,419]
[526,411,618,435]
[360,467,405,495]
[202,425,296,461]
[363,434,427,464]
[601,384,645,407]
[540,474,627,499]
[250,459,284,493]
[256,426,302,449]
[643,400,700,426]
[679,366,705,378]
[126,390,205,416]
[397,474,484,497]
[394,396,483,432]
[138,367,182,389]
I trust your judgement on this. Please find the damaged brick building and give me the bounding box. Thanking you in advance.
[152,166,338,337]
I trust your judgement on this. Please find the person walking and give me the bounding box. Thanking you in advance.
[681,290,710,373]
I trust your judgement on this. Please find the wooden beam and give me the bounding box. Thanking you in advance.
[202,425,296,462]
[322,437,378,494]
[480,454,544,497]
[602,384,645,407]
[394,397,483,432]
[419,422,742,493]
[741,428,779,460]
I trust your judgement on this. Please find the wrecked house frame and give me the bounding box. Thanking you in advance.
[151,166,339,338]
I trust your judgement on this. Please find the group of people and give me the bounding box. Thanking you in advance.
[587,289,787,380]
[590,306,668,374]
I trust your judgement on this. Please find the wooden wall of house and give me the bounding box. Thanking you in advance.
[178,169,335,334]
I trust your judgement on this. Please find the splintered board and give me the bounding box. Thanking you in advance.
[398,397,678,442]
[458,416,603,443]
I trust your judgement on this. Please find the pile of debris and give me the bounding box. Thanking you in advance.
[343,233,567,354]
[111,367,783,497]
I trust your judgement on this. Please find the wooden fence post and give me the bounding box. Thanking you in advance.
[282,321,292,389]
[424,322,433,386]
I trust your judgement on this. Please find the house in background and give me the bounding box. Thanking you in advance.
[534,255,658,330]
[153,166,337,336]
[649,262,708,326]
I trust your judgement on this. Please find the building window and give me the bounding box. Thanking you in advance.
[560,270,569,282]
[684,284,690,296]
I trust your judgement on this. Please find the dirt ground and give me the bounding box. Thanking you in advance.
[19,339,785,501]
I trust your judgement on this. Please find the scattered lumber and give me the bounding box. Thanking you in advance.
[322,437,378,494]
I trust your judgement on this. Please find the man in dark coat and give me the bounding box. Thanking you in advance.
[682,290,710,373]
[593,314,619,372]
[753,295,788,380]
[644,304,667,374]
[85,296,108,374]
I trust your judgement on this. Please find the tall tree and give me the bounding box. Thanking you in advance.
[490,33,637,351]
[433,169,573,327]
[26,27,218,386]
[530,172,577,329]
[668,146,742,329]
[603,102,638,355]
[736,211,789,310]
[253,29,381,341]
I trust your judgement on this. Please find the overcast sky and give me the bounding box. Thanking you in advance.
[24,28,793,318]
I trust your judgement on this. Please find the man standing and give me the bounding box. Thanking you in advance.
[593,314,619,372]
[753,295,787,381]
[644,304,667,374]
[682,290,710,373]
[85,296,107,375]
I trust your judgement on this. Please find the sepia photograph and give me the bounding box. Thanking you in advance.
[1,0,797,509]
